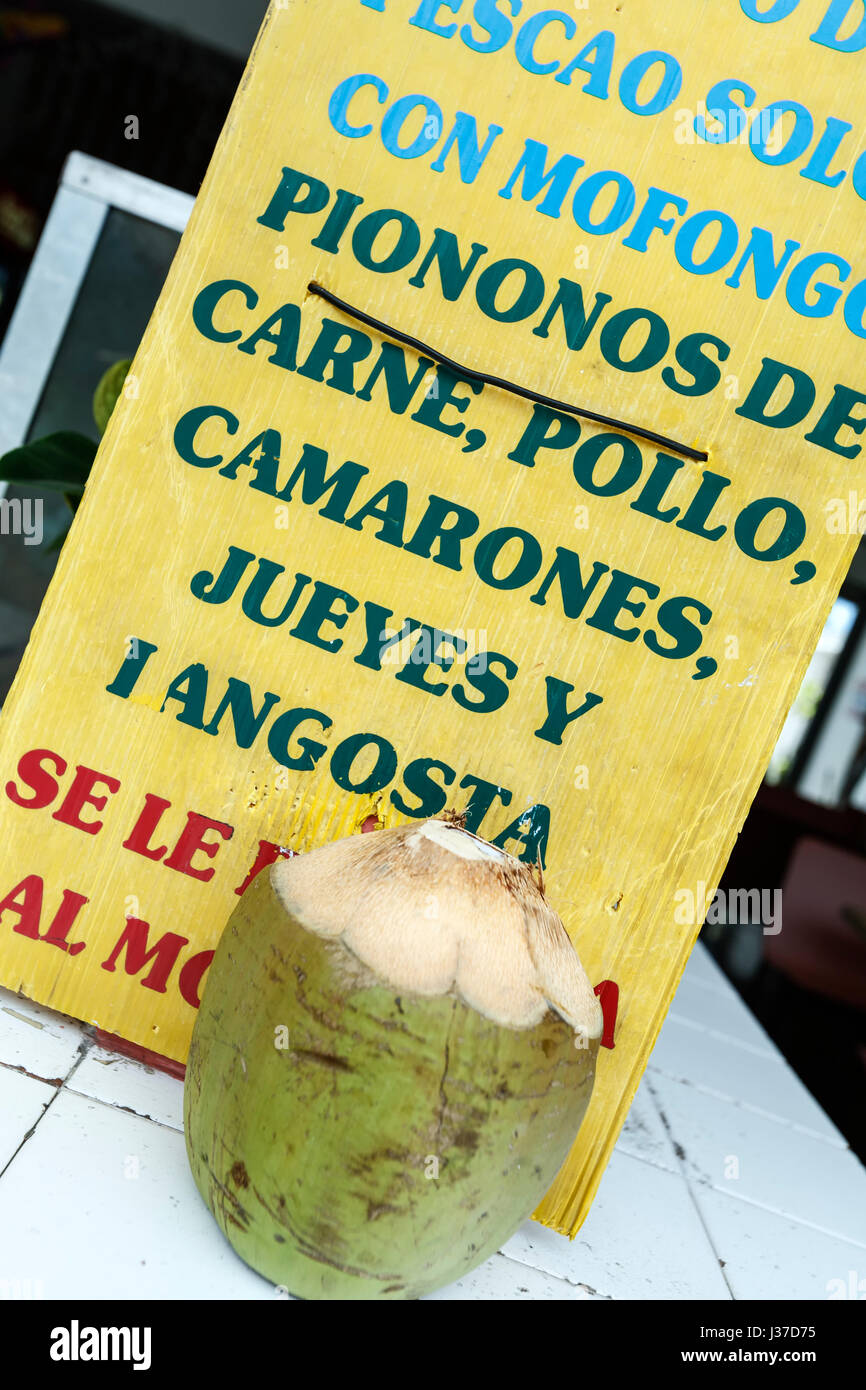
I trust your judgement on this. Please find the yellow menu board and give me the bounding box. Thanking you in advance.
[2,0,865,1233]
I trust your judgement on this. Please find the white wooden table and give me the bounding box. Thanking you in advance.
[0,943,863,1300]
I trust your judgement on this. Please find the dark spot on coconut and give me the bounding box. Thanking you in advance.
[274,1234,286,1243]
[293,965,306,983]
[292,1048,353,1072]
[454,1129,480,1152]
[540,1038,557,1058]
[230,1160,249,1188]
[293,981,342,1032]
[394,996,404,1015]
[251,1184,287,1226]
[305,1215,352,1265]
[363,1146,412,1167]
[383,1285,404,1295]
[366,1200,399,1222]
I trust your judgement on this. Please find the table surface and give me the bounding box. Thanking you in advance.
[0,942,863,1300]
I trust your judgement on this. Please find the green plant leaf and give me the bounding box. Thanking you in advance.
[93,359,133,435]
[0,432,97,495]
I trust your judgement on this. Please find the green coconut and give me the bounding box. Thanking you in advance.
[184,819,602,1299]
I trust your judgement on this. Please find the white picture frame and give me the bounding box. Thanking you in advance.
[0,151,194,490]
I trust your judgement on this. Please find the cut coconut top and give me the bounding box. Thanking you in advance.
[271,820,602,1040]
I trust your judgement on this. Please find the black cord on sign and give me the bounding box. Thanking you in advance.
[307,281,709,464]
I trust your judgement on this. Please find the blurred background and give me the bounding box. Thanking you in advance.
[1,0,865,1163]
